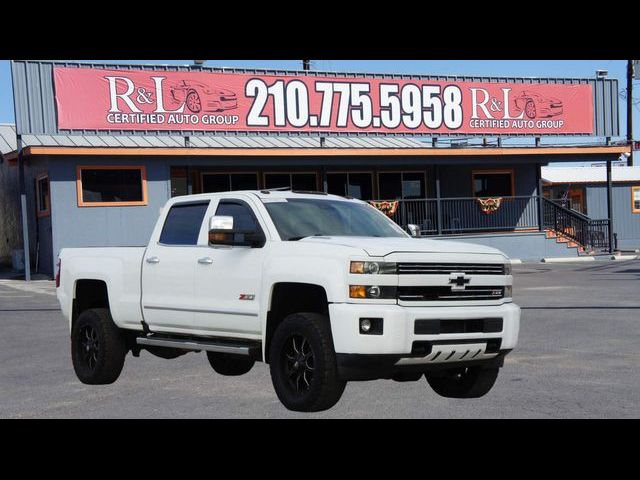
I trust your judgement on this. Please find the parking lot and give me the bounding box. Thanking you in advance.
[1,259,639,419]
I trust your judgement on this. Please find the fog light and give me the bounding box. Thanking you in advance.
[360,318,372,333]
[367,286,381,298]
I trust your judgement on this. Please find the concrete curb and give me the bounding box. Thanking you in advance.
[541,256,596,263]
[540,254,639,263]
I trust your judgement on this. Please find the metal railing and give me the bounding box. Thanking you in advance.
[387,196,540,235]
[541,198,610,252]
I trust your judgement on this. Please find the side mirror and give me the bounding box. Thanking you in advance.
[407,224,421,238]
[208,215,266,248]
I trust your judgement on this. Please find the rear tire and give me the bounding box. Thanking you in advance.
[425,367,499,398]
[71,308,127,385]
[269,312,346,412]
[206,352,255,376]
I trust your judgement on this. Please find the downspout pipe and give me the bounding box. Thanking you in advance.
[17,135,31,281]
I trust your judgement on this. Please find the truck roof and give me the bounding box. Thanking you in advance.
[169,189,361,203]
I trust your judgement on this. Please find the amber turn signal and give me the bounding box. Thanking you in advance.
[349,285,367,298]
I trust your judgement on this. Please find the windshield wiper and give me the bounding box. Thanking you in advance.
[287,234,325,241]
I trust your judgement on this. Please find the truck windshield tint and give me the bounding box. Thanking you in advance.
[264,198,407,240]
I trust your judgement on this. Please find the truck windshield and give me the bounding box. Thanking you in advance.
[263,198,408,241]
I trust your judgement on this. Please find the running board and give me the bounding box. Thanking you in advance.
[136,335,261,358]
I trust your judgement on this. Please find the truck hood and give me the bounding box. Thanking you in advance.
[299,236,506,258]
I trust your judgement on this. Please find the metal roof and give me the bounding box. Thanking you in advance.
[541,166,640,184]
[0,124,17,155]
[0,123,429,153]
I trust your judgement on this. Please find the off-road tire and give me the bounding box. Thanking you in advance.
[269,312,346,412]
[425,366,499,398]
[206,352,255,376]
[71,308,127,385]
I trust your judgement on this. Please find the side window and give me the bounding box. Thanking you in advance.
[159,202,209,245]
[215,201,260,232]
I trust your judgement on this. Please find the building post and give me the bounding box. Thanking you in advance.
[606,158,614,254]
[435,164,442,235]
[536,163,544,232]
[17,135,31,281]
[627,60,634,166]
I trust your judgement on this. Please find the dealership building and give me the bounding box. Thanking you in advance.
[1,60,632,278]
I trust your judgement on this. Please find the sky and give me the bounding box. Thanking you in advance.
[1,59,638,151]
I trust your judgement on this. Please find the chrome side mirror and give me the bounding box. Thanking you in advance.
[407,224,420,238]
[209,215,233,231]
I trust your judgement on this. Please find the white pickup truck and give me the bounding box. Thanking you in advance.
[56,189,520,412]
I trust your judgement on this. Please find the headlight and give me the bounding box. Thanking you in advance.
[504,262,512,275]
[350,261,396,275]
[504,285,512,298]
[349,285,397,299]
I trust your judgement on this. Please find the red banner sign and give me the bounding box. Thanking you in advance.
[53,67,594,135]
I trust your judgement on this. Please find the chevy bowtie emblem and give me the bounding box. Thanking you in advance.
[449,273,470,291]
[239,294,255,301]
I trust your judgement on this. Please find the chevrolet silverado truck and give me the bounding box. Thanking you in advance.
[56,190,520,412]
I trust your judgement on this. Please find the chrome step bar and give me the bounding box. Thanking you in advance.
[137,336,258,357]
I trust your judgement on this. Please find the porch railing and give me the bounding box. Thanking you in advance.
[388,196,540,235]
[541,198,610,252]
[385,196,611,252]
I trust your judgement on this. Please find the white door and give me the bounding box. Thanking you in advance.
[141,201,210,333]
[192,198,266,338]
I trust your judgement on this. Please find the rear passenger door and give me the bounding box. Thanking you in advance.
[141,201,209,333]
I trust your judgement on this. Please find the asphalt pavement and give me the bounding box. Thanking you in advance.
[1,260,639,418]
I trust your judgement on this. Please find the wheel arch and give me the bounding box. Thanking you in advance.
[264,282,330,363]
[72,279,110,330]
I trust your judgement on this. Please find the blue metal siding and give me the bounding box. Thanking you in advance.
[586,183,640,249]
[48,156,172,274]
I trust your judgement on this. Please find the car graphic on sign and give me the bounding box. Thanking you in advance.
[513,90,563,119]
[168,80,238,113]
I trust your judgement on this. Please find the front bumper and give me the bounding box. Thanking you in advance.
[328,302,520,380]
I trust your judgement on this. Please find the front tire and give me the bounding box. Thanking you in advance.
[206,352,255,376]
[425,367,499,398]
[71,308,127,385]
[269,312,346,412]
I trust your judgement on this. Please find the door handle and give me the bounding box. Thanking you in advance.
[146,256,160,264]
[198,257,213,265]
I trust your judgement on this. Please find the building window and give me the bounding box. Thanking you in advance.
[632,186,640,213]
[202,172,259,193]
[76,166,147,207]
[170,167,188,197]
[35,174,50,218]
[378,171,426,199]
[327,172,373,200]
[472,169,514,197]
[264,172,318,191]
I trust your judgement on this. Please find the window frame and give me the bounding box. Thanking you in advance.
[632,185,640,214]
[35,173,51,218]
[326,170,374,199]
[471,168,515,198]
[76,165,148,207]
[200,171,259,193]
[263,171,319,191]
[376,170,427,200]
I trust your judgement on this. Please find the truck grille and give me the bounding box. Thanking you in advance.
[414,318,503,335]
[397,263,505,275]
[397,286,504,301]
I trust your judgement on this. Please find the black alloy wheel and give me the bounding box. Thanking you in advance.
[282,334,315,393]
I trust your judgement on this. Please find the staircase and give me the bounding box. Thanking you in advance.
[542,198,611,255]
[544,228,586,254]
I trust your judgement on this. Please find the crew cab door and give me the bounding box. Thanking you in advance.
[191,198,266,338]
[141,200,210,333]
